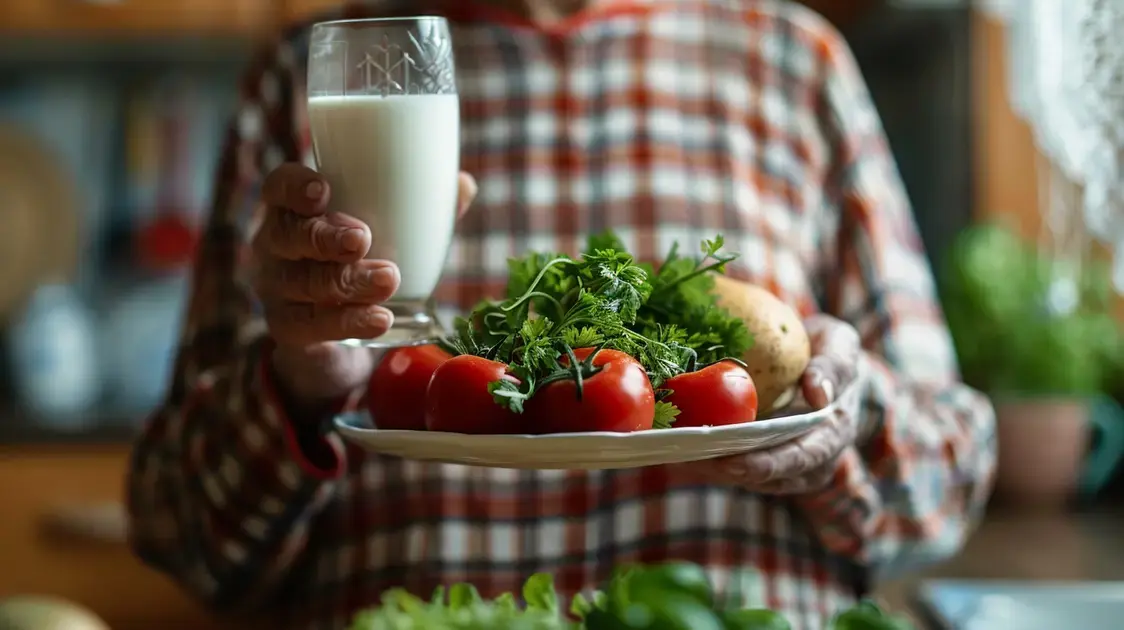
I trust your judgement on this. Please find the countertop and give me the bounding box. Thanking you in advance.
[875,505,1124,625]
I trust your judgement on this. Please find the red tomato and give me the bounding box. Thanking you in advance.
[367,345,451,430]
[425,355,525,434]
[526,348,656,434]
[662,360,758,427]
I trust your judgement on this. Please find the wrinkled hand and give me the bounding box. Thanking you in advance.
[250,163,477,408]
[681,314,863,495]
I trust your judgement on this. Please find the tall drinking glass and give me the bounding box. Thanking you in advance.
[307,17,459,348]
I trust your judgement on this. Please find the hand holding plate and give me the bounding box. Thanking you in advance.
[675,315,864,495]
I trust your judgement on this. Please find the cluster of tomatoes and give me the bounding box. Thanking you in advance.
[367,346,760,435]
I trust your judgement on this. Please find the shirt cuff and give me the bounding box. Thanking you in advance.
[793,447,874,557]
[258,342,363,480]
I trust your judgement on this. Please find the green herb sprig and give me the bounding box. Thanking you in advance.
[441,232,754,419]
[346,561,914,630]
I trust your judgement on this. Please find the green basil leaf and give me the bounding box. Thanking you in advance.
[523,573,559,613]
[448,583,482,610]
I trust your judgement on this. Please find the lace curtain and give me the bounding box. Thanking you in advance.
[982,0,1124,297]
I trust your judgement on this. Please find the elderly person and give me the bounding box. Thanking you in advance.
[126,0,997,628]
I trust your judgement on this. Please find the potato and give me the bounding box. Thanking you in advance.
[711,275,810,413]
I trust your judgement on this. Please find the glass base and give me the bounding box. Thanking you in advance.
[337,300,445,349]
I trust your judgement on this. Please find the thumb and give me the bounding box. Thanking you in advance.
[456,172,478,218]
[800,360,836,409]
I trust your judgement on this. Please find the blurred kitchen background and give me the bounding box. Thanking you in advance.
[2,0,1124,628]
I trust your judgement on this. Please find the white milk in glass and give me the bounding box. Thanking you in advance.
[308,93,460,301]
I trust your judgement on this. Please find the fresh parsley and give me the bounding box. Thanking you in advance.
[442,232,753,422]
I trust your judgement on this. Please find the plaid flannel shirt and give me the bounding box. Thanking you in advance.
[126,1,997,628]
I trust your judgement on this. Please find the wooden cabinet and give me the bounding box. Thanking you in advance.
[0,445,252,629]
[0,0,274,35]
[971,12,1037,233]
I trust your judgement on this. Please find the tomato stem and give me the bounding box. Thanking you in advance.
[533,364,605,393]
[532,342,608,401]
[563,344,585,401]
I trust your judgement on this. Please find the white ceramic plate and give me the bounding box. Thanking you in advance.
[335,356,868,470]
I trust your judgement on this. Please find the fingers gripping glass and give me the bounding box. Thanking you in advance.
[307,17,459,348]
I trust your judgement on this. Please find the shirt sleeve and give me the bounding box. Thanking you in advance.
[125,33,362,611]
[793,16,998,577]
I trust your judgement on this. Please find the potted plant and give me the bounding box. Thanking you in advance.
[941,224,1124,508]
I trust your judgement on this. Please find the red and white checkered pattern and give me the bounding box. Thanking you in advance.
[126,1,997,628]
